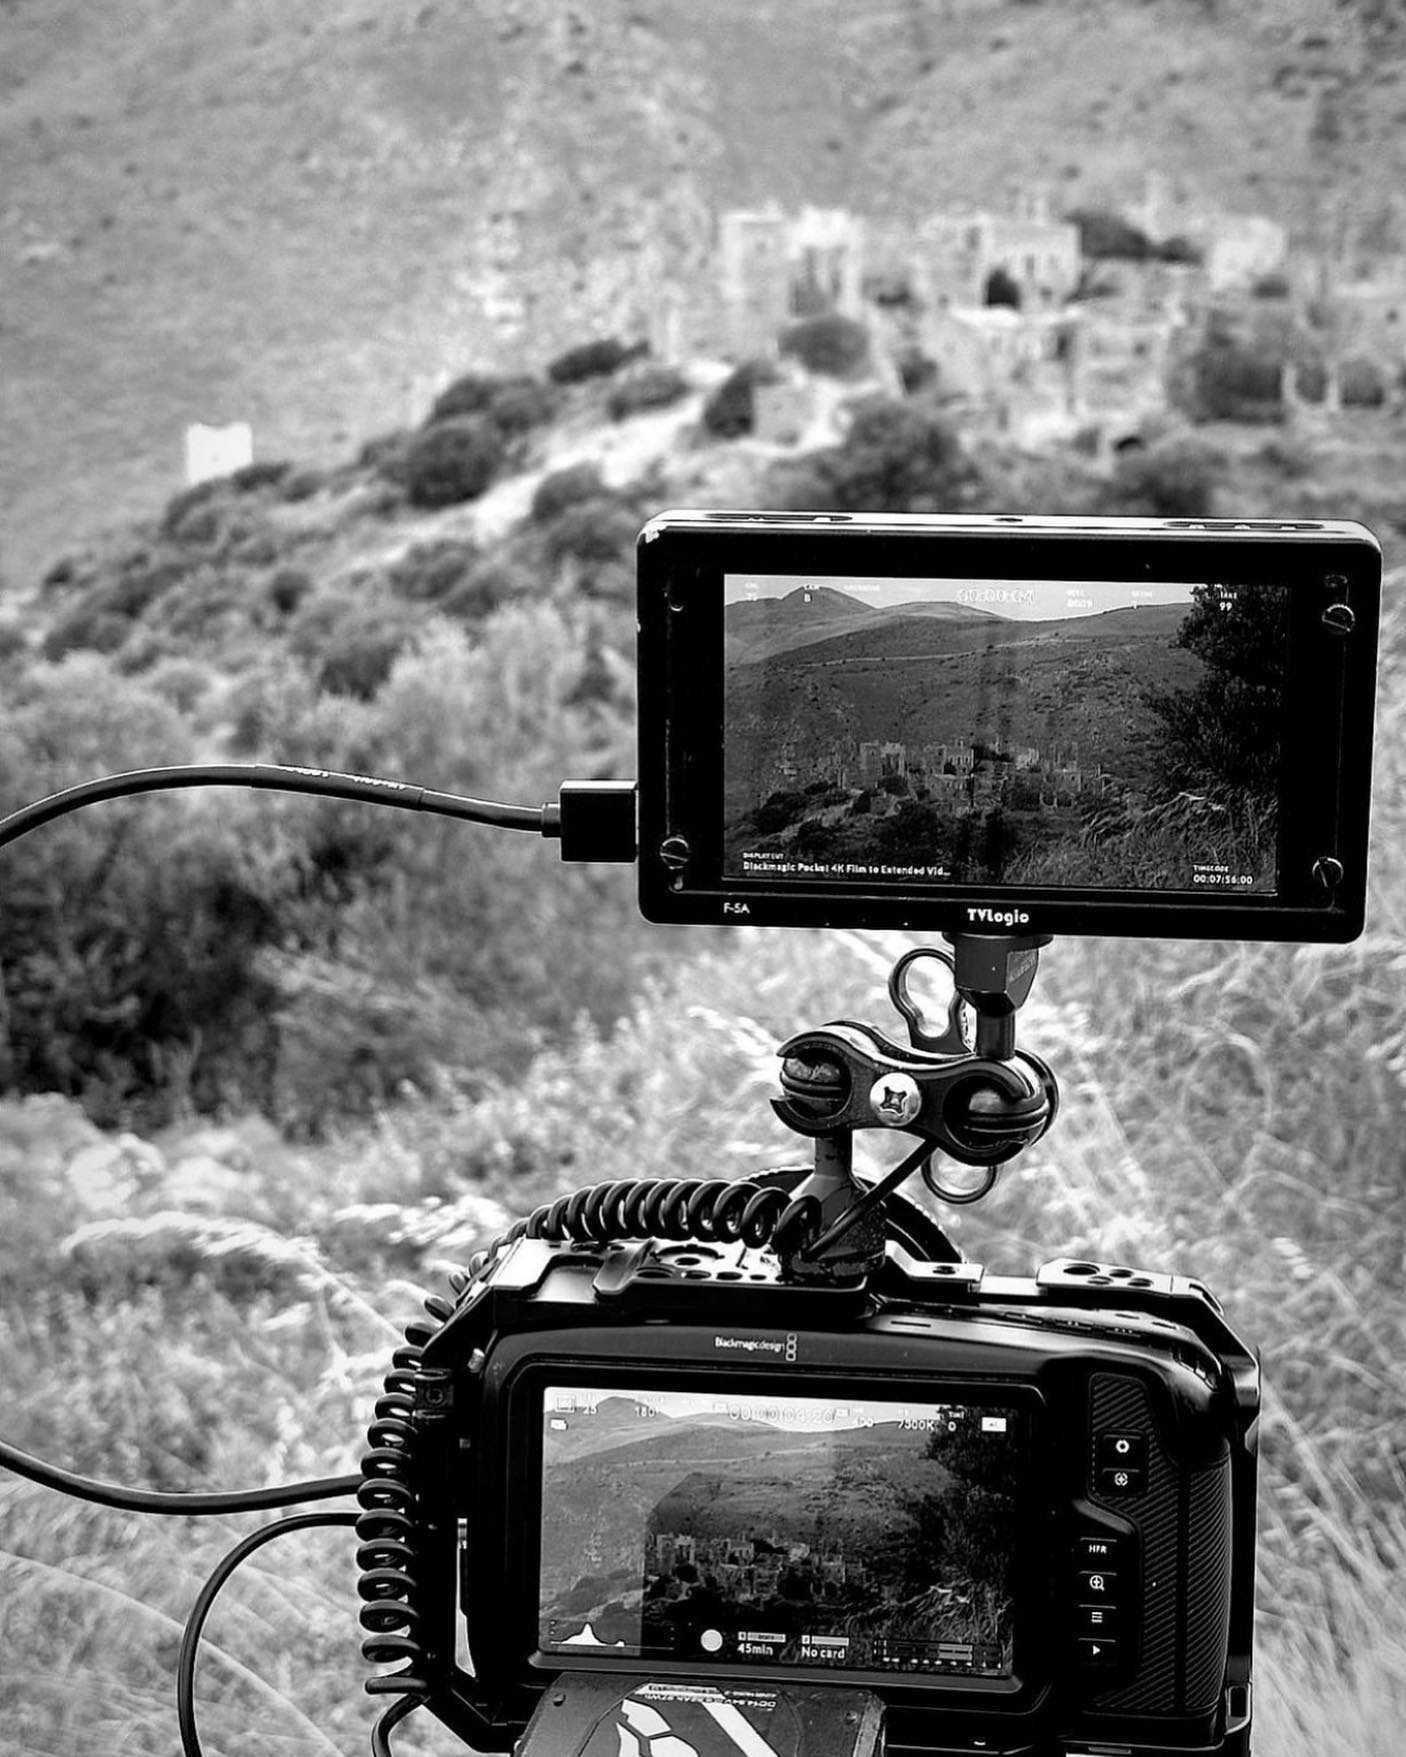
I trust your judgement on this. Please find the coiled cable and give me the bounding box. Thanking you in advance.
[355,1178,823,1716]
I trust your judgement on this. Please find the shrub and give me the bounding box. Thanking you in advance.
[1156,234,1204,265]
[895,347,938,395]
[606,365,689,419]
[532,463,606,523]
[779,313,870,378]
[427,372,556,436]
[1340,357,1387,408]
[701,359,781,438]
[290,586,420,698]
[279,466,327,502]
[400,417,501,508]
[387,538,479,602]
[439,559,520,623]
[1181,336,1288,423]
[359,430,415,477]
[230,459,293,494]
[1098,438,1223,519]
[546,337,644,385]
[161,479,224,539]
[1066,207,1155,261]
[267,565,314,616]
[542,498,638,568]
[771,397,978,513]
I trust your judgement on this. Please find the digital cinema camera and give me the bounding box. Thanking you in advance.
[0,512,1382,1757]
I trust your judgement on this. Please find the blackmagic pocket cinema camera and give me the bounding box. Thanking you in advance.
[344,513,1380,1757]
[0,512,1381,1757]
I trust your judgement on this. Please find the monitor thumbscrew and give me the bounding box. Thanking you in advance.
[659,836,691,870]
[1322,603,1356,634]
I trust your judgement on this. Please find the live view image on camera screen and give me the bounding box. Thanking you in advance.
[722,574,1289,893]
[538,1386,1023,1678]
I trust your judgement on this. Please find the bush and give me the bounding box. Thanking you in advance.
[779,314,870,378]
[1097,439,1223,519]
[387,538,479,602]
[606,366,689,419]
[541,498,638,569]
[230,460,293,494]
[439,559,521,623]
[1182,336,1288,423]
[1340,357,1387,408]
[701,359,782,439]
[1067,207,1155,261]
[427,372,557,436]
[546,338,644,385]
[531,462,607,522]
[267,566,314,616]
[771,397,978,513]
[400,417,501,508]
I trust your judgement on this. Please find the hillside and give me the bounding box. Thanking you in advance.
[5,0,1406,582]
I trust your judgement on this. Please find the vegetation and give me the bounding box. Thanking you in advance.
[701,359,783,439]
[779,313,871,378]
[546,337,646,385]
[1066,207,1205,265]
[606,365,690,420]
[2,366,1405,1757]
[770,397,978,512]
[399,417,502,507]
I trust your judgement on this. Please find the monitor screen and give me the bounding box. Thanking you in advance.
[722,574,1289,896]
[537,1386,1025,1679]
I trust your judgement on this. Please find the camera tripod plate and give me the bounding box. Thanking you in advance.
[518,1673,884,1757]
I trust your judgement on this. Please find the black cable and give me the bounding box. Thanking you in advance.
[176,1509,358,1757]
[371,1692,426,1757]
[0,762,547,853]
[0,1433,359,1514]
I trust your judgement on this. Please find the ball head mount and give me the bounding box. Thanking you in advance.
[772,933,1059,1281]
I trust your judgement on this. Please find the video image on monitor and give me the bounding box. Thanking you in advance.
[538,1387,1023,1678]
[722,574,1287,893]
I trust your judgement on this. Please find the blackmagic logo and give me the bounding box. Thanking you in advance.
[713,1334,798,1360]
[967,906,1031,927]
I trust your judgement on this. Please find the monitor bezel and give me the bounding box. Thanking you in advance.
[636,512,1380,942]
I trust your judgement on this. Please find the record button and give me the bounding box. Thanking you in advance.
[1098,1433,1148,1470]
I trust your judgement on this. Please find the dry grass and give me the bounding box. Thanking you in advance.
[0,592,1401,1751]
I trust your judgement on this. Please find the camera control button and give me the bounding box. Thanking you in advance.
[1098,1433,1148,1470]
[1073,1534,1121,1565]
[1097,1464,1147,1495]
[1079,1637,1120,1667]
[1076,1602,1119,1636]
[1077,1570,1117,1598]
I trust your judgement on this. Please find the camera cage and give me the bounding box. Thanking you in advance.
[353,932,1259,1757]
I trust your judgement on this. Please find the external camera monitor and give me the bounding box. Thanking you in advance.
[636,511,1380,941]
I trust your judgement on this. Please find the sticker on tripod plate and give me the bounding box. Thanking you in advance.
[599,1686,800,1757]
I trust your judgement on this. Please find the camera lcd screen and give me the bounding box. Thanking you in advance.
[723,574,1288,896]
[537,1385,1024,1679]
